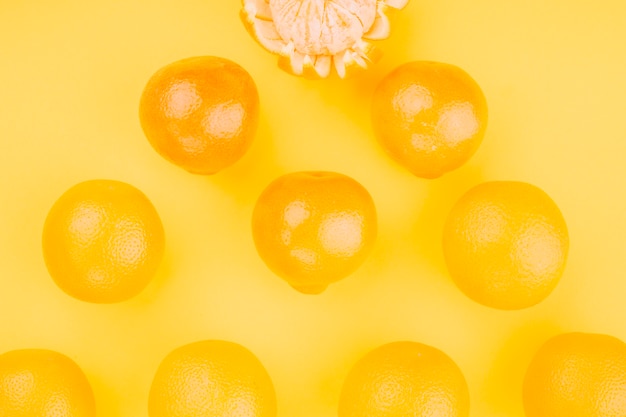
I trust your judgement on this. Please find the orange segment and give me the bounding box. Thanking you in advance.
[241,0,408,78]
[252,171,377,294]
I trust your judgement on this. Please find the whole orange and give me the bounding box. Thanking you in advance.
[251,171,377,294]
[148,340,276,417]
[338,341,470,417]
[0,349,96,417]
[371,61,488,179]
[523,332,626,417]
[442,181,568,310]
[42,179,165,303]
[139,56,259,175]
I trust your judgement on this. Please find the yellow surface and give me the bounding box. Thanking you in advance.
[0,1,625,416]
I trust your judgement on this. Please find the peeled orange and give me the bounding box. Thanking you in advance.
[241,0,409,78]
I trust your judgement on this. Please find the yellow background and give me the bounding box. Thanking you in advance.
[1,0,626,416]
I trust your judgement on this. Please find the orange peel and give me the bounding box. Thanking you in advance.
[241,0,409,78]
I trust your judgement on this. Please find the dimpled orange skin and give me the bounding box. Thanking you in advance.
[0,349,96,417]
[42,179,165,303]
[251,171,377,294]
[523,332,626,417]
[338,341,470,417]
[442,181,569,310]
[139,56,259,175]
[371,61,488,179]
[148,340,277,417]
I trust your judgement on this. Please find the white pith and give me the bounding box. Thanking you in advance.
[242,0,409,78]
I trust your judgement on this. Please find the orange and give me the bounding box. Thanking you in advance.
[241,0,409,78]
[442,181,569,310]
[148,340,277,417]
[523,332,626,417]
[338,341,470,417]
[42,179,165,303]
[139,56,259,174]
[371,61,488,178]
[251,171,377,294]
[0,348,96,417]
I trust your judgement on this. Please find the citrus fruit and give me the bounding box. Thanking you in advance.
[251,171,377,294]
[523,332,626,417]
[241,0,409,78]
[442,181,569,310]
[371,60,488,178]
[139,56,259,174]
[338,341,470,417]
[148,340,277,417]
[42,179,165,303]
[0,348,96,417]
